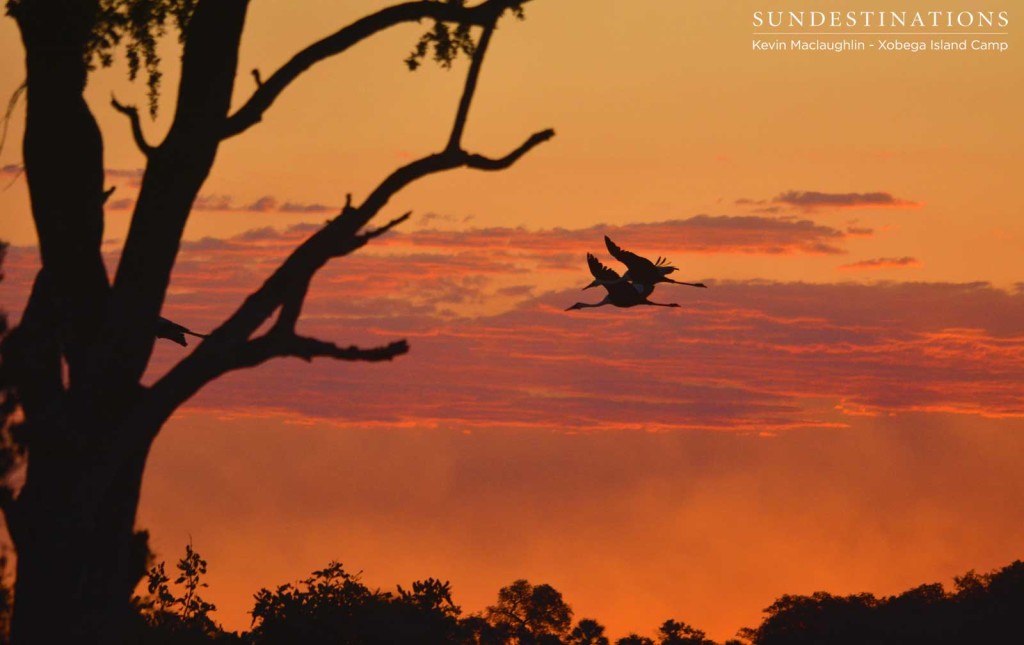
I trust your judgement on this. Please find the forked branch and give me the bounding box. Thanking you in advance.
[111,96,155,156]
[223,0,529,139]
[149,10,553,421]
[447,14,495,150]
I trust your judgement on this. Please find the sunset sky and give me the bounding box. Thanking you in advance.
[1,0,1023,641]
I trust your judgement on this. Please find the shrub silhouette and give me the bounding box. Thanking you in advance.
[113,545,1024,644]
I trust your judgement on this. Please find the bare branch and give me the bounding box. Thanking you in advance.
[272,211,411,335]
[447,20,496,150]
[110,95,154,156]
[223,0,527,139]
[273,280,309,336]
[465,128,555,170]
[236,334,410,369]
[361,210,412,242]
[149,7,552,416]
[359,126,553,217]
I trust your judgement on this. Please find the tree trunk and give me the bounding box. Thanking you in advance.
[11,423,150,643]
[5,3,151,642]
[1,1,538,642]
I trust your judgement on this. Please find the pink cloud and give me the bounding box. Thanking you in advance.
[773,190,922,210]
[152,257,1024,432]
[386,215,850,256]
[5,222,1019,436]
[190,194,331,213]
[840,257,921,271]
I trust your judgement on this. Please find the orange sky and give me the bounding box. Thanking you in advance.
[1,0,1023,641]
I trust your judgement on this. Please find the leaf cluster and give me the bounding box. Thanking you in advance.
[405,0,525,70]
[132,541,227,643]
[87,0,198,116]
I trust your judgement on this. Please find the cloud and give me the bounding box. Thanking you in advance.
[7,221,1019,436]
[107,197,135,211]
[840,257,920,271]
[242,196,278,212]
[191,194,335,214]
[147,259,1024,433]
[386,214,850,256]
[279,201,334,214]
[773,190,922,210]
[417,212,476,226]
[105,167,145,187]
[193,194,236,211]
[846,226,875,237]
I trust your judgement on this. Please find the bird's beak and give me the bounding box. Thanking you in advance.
[582,281,597,290]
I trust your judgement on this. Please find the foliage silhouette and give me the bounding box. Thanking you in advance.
[116,548,1024,645]
[128,542,240,644]
[740,559,1024,644]
[1,1,550,642]
[657,619,715,645]
[566,618,609,645]
[249,562,465,645]
[485,579,574,643]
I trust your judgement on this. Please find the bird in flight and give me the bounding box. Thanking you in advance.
[601,236,707,289]
[157,317,207,347]
[566,254,681,311]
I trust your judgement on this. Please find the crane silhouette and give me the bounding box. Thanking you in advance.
[566,254,680,311]
[157,316,207,347]
[596,236,707,289]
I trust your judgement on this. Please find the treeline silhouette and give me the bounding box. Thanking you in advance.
[0,545,1020,644]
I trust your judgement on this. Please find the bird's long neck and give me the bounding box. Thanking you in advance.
[570,297,611,310]
[665,277,706,288]
[643,300,679,308]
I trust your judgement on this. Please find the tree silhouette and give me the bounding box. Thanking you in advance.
[249,562,467,644]
[0,0,550,642]
[0,243,16,645]
[740,560,1024,644]
[567,618,610,645]
[485,579,574,644]
[657,619,715,645]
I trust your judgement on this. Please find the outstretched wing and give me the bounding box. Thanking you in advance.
[587,253,621,282]
[605,235,656,272]
[605,236,679,277]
